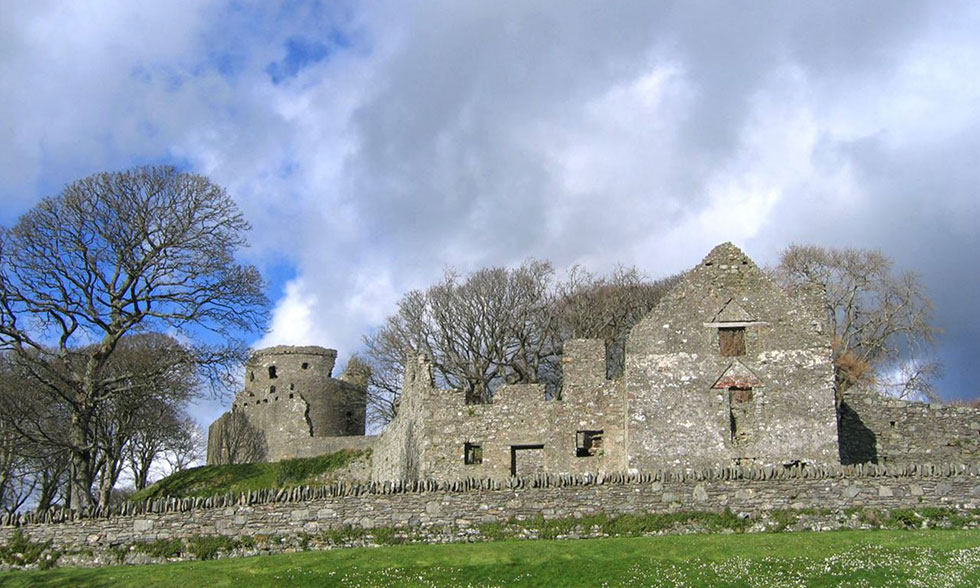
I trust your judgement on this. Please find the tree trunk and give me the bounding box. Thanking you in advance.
[68,408,95,511]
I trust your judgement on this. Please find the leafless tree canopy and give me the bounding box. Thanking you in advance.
[363,261,677,424]
[776,244,940,402]
[0,166,268,509]
[214,410,267,465]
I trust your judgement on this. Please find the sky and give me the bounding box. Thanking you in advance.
[2,1,979,426]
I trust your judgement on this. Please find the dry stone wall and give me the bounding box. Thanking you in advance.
[5,463,980,557]
[840,387,980,465]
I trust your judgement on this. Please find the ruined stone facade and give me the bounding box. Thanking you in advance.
[373,243,840,481]
[370,242,980,482]
[207,243,980,480]
[371,339,627,481]
[623,243,838,470]
[207,346,373,465]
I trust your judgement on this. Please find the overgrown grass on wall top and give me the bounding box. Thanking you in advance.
[131,450,367,501]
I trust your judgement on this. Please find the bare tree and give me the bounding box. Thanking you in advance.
[364,260,558,413]
[0,166,268,509]
[364,261,676,424]
[90,334,197,503]
[552,266,679,378]
[128,408,203,490]
[0,419,36,514]
[212,410,266,465]
[159,415,205,474]
[776,244,940,402]
[0,354,71,512]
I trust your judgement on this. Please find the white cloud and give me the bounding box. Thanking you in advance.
[256,279,320,348]
[2,1,980,407]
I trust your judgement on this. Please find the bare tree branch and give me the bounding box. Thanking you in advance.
[0,166,268,508]
[775,244,940,402]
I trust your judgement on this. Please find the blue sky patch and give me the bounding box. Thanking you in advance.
[266,33,349,84]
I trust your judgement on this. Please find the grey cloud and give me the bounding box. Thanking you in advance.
[2,1,979,404]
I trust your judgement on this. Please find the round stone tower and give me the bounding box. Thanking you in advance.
[240,345,366,436]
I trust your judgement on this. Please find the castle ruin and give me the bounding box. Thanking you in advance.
[207,243,980,478]
[207,345,373,465]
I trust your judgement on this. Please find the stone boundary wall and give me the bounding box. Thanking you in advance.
[840,388,980,465]
[3,462,980,554]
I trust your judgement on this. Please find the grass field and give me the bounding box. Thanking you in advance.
[2,529,979,587]
[130,450,366,501]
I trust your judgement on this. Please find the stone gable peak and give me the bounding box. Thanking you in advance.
[699,242,757,270]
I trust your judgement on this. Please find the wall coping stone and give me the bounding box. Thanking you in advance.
[5,461,980,529]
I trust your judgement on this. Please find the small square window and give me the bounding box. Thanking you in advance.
[719,327,746,357]
[464,443,483,465]
[729,387,753,403]
[268,365,278,379]
[576,430,603,457]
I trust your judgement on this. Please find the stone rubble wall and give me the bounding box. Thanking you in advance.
[371,340,628,481]
[625,243,839,471]
[277,435,377,461]
[370,355,433,481]
[208,346,370,465]
[5,463,980,554]
[840,387,980,465]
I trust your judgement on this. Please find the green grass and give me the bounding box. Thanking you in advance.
[3,529,980,587]
[130,450,366,500]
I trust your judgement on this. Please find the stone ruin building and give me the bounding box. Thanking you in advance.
[208,243,980,479]
[207,346,374,464]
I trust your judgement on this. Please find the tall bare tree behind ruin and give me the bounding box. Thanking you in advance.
[213,410,267,465]
[551,266,679,378]
[363,261,676,423]
[0,166,268,509]
[776,244,940,402]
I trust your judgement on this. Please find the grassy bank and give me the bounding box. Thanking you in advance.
[130,450,367,500]
[2,529,979,587]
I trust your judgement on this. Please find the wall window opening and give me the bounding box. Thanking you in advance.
[719,327,746,356]
[576,430,604,457]
[729,386,754,446]
[464,443,483,465]
[268,365,278,379]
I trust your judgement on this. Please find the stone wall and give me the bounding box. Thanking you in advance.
[5,463,980,556]
[371,243,841,482]
[625,243,838,470]
[370,355,432,481]
[208,346,370,465]
[839,387,980,465]
[372,340,627,481]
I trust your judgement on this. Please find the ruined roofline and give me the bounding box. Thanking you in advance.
[640,241,828,331]
[403,337,610,404]
[250,345,338,359]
